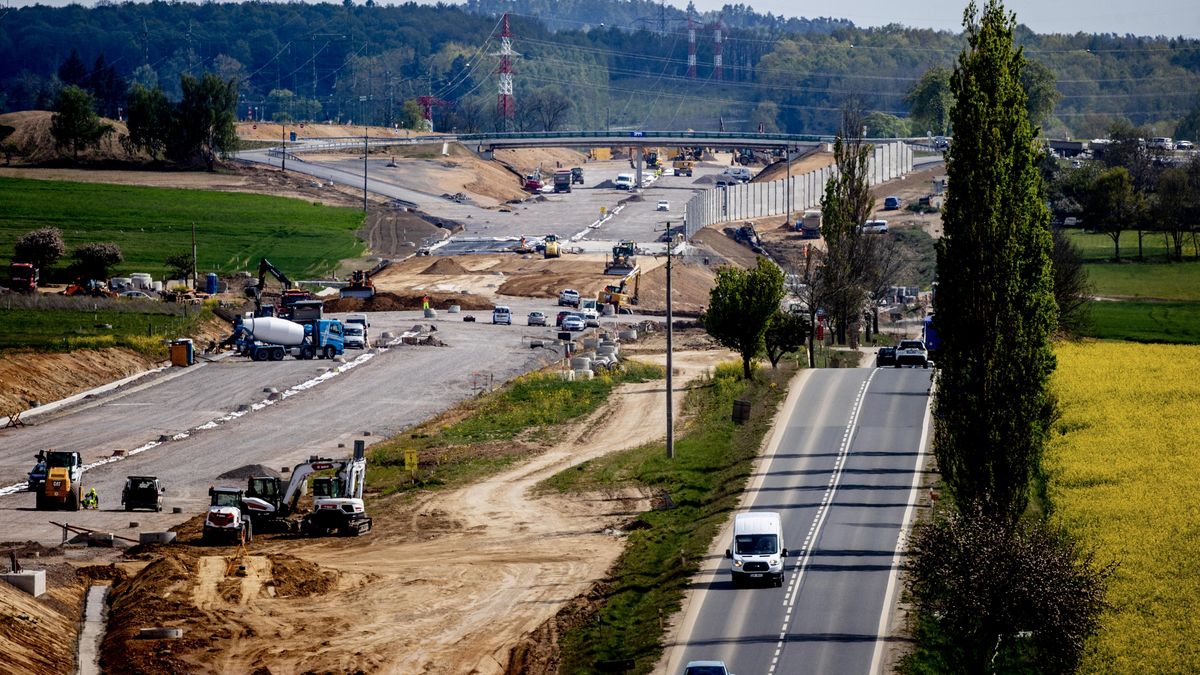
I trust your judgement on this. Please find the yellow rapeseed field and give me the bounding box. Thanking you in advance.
[1047,341,1200,672]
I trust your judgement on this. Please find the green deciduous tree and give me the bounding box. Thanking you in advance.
[932,0,1057,524]
[13,227,67,271]
[1050,228,1092,337]
[164,251,195,281]
[50,85,113,161]
[704,257,785,378]
[864,111,909,138]
[1177,102,1200,145]
[764,311,808,368]
[70,242,123,280]
[171,73,239,171]
[1084,166,1143,261]
[905,66,953,136]
[125,84,172,160]
[1151,167,1193,262]
[1021,59,1060,129]
[906,508,1113,674]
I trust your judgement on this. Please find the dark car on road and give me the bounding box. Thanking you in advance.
[876,347,897,367]
[122,475,165,512]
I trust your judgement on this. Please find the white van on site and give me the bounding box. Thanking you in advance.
[492,306,512,325]
[614,173,635,190]
[723,167,752,182]
[725,511,787,587]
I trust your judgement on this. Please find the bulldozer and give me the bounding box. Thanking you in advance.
[604,240,638,276]
[543,234,561,259]
[340,269,376,299]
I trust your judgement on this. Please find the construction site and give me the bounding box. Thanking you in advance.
[0,107,943,674]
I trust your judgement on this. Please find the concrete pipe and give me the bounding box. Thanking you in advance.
[574,369,595,380]
[530,339,546,348]
[424,308,438,318]
[601,304,616,316]
[598,345,618,357]
[618,330,638,342]
[559,370,576,381]
[381,331,394,340]
[583,337,600,350]
[448,305,461,313]
[570,357,593,370]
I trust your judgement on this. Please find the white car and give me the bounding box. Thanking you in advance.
[343,324,366,349]
[861,219,889,234]
[119,290,154,299]
[684,659,734,675]
[896,339,929,368]
[562,315,586,331]
[558,289,580,307]
[656,200,670,211]
[492,306,512,325]
[1177,140,1194,151]
[527,311,547,327]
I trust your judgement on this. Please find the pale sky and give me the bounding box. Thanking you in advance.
[4,0,1197,38]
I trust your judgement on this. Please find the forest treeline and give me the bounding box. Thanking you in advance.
[0,0,1197,136]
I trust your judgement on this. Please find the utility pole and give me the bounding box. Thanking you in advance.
[666,224,675,459]
[281,123,287,173]
[363,123,369,213]
[190,222,197,290]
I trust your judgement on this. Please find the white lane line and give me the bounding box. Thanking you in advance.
[0,339,404,497]
[766,369,879,675]
[868,376,936,675]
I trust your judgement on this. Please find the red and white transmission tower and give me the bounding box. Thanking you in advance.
[685,17,725,81]
[493,13,521,127]
[712,20,723,81]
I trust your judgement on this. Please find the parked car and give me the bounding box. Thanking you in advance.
[121,476,165,512]
[883,195,901,210]
[556,310,585,327]
[562,315,586,331]
[527,311,547,327]
[876,347,897,367]
[683,661,734,675]
[579,308,600,327]
[861,219,889,234]
[120,290,153,299]
[656,200,670,211]
[492,306,513,325]
[1177,140,1195,151]
[558,289,581,307]
[896,339,929,368]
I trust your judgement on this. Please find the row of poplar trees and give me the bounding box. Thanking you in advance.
[905,2,1111,673]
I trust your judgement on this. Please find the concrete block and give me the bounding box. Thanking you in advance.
[88,533,114,548]
[137,627,183,639]
[139,532,177,545]
[1,570,45,597]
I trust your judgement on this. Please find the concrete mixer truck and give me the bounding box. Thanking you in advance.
[222,315,346,361]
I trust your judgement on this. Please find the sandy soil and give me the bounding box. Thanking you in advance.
[870,164,946,239]
[98,349,732,673]
[236,122,433,142]
[0,110,144,164]
[0,349,157,415]
[493,148,588,179]
[753,149,835,183]
[0,549,95,675]
[690,227,763,270]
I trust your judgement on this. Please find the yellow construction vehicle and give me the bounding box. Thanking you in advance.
[672,158,695,177]
[604,240,638,276]
[597,269,641,313]
[544,234,561,259]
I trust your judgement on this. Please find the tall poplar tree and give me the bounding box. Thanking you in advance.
[932,0,1057,525]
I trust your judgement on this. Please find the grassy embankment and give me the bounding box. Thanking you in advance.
[1064,229,1200,344]
[541,362,792,672]
[366,361,665,495]
[1045,342,1200,672]
[0,176,365,281]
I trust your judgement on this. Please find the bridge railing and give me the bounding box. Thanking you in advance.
[683,141,915,238]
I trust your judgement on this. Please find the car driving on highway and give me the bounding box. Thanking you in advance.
[684,661,734,675]
[876,346,897,367]
[492,306,512,325]
[896,339,929,368]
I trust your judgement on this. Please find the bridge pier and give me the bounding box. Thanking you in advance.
[635,151,644,189]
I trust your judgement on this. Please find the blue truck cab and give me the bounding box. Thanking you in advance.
[299,319,345,359]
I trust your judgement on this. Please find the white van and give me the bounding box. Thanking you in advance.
[345,314,369,342]
[725,511,787,587]
[492,306,512,325]
[614,173,635,190]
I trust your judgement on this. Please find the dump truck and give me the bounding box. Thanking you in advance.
[604,240,638,276]
[553,169,572,193]
[672,159,695,177]
[33,450,84,511]
[9,262,38,292]
[797,210,822,239]
[221,315,346,361]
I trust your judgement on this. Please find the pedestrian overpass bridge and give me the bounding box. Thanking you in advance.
[455,130,835,152]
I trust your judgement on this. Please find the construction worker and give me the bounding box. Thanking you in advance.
[82,488,99,510]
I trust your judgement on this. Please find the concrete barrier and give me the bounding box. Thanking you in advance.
[87,533,114,548]
[139,532,177,545]
[447,305,461,314]
[423,308,438,318]
[137,627,183,640]
[618,329,638,342]
[1,570,45,597]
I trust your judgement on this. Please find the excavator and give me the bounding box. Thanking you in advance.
[604,240,638,276]
[240,442,372,536]
[597,269,641,313]
[62,279,117,298]
[245,257,312,318]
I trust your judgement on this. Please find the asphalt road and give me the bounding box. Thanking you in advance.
[0,309,572,545]
[666,366,932,675]
[236,150,733,246]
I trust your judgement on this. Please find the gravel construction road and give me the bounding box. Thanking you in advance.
[663,366,933,675]
[0,309,565,545]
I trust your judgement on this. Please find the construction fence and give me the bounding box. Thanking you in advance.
[683,141,915,238]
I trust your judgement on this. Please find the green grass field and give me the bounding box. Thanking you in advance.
[1080,300,1200,344]
[0,294,209,356]
[1084,261,1200,301]
[0,176,365,280]
[1063,228,1196,263]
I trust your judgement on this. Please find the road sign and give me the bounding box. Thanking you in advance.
[404,449,418,472]
[630,131,645,137]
